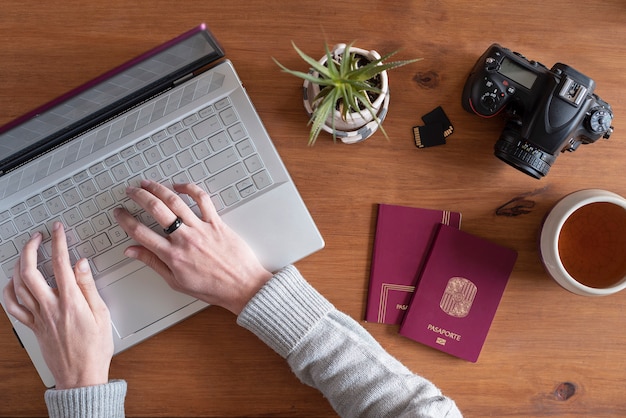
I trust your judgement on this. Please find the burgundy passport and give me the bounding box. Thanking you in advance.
[399,224,517,362]
[365,204,461,324]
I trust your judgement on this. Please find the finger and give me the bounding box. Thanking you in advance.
[50,222,79,299]
[114,207,170,255]
[123,245,174,283]
[11,257,39,311]
[173,183,219,223]
[3,279,35,326]
[73,258,109,318]
[137,180,198,227]
[17,232,52,302]
[125,184,178,228]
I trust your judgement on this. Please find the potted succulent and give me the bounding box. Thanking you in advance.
[274,42,420,145]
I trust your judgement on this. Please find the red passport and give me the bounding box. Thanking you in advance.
[365,204,462,324]
[399,224,517,362]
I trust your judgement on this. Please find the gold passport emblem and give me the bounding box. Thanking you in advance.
[439,277,477,318]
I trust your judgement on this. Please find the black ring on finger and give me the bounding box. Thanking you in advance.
[163,217,184,235]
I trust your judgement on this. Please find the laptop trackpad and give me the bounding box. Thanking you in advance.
[99,266,197,338]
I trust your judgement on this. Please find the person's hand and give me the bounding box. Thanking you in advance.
[2,222,113,389]
[113,180,273,315]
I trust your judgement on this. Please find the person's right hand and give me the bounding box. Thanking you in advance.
[113,180,273,315]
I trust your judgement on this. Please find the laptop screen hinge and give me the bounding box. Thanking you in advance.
[173,73,195,86]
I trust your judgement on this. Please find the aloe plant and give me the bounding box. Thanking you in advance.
[274,42,420,145]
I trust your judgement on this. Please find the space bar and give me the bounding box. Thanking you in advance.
[93,244,130,272]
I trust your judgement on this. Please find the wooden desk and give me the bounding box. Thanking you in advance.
[1,1,625,416]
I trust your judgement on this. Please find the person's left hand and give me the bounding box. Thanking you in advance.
[2,222,114,389]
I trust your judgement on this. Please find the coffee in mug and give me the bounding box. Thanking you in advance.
[540,189,626,296]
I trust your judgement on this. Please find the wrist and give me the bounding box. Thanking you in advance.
[55,368,110,390]
[229,269,273,315]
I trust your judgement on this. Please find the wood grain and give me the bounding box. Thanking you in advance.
[1,1,625,416]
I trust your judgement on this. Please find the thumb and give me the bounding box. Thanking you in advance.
[74,259,109,317]
[124,245,174,283]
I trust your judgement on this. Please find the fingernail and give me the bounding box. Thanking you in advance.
[77,258,90,273]
[53,221,62,231]
[124,248,138,259]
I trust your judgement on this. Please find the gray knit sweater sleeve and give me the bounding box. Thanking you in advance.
[237,265,462,418]
[45,379,126,418]
[43,266,460,417]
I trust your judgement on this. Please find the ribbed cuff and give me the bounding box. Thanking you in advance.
[237,265,334,358]
[45,379,127,418]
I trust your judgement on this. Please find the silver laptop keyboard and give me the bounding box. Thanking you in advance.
[0,96,273,286]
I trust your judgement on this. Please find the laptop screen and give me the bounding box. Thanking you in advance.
[0,24,224,176]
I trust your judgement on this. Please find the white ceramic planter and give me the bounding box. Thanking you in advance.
[302,43,390,144]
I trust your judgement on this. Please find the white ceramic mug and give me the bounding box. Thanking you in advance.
[540,189,626,296]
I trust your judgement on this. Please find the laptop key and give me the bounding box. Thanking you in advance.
[192,142,211,160]
[175,130,195,148]
[128,155,147,173]
[62,208,83,227]
[220,187,240,206]
[0,241,18,263]
[111,163,131,182]
[175,149,195,169]
[30,205,49,224]
[76,221,96,241]
[205,163,247,194]
[143,146,163,166]
[92,233,113,253]
[78,179,98,198]
[192,115,221,139]
[160,158,179,177]
[62,188,82,206]
[252,170,273,190]
[227,123,247,142]
[46,196,66,215]
[14,212,34,232]
[219,107,238,126]
[160,138,179,157]
[75,242,96,259]
[95,172,114,190]
[79,199,99,218]
[205,147,238,173]
[208,131,230,152]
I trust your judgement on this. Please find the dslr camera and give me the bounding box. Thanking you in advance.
[462,44,614,178]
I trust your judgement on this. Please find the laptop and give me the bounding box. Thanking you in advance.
[0,24,324,387]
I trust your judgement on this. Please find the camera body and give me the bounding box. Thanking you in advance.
[462,44,614,178]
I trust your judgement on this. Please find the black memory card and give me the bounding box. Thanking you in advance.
[413,106,454,148]
[421,106,454,138]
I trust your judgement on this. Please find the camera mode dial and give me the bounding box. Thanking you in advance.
[480,89,502,112]
[587,107,614,137]
[474,76,511,115]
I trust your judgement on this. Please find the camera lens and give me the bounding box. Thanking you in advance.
[494,124,556,179]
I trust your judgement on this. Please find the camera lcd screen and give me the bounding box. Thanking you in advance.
[498,57,537,89]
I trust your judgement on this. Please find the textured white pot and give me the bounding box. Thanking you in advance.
[302,44,390,144]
